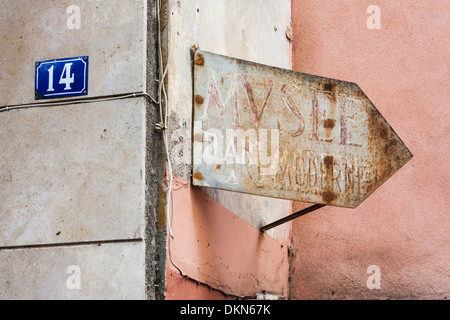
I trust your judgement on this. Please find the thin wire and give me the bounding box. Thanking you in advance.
[157,0,183,276]
[0,92,158,113]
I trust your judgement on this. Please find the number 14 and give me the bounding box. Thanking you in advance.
[47,63,75,92]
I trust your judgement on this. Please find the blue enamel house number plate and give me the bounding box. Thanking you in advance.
[35,56,88,99]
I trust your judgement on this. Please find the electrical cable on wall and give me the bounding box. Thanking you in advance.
[0,92,158,113]
[156,0,184,277]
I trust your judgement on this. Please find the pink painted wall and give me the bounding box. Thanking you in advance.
[165,176,290,299]
[290,1,449,299]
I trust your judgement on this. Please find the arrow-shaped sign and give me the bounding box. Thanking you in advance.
[192,50,412,208]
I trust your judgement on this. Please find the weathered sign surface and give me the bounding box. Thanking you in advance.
[192,50,412,208]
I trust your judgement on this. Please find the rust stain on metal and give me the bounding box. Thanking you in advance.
[323,82,335,92]
[192,50,413,208]
[323,119,336,129]
[194,53,204,66]
[192,172,204,181]
[323,155,334,168]
[194,94,204,105]
[321,191,338,203]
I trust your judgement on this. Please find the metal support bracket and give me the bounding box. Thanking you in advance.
[260,204,326,232]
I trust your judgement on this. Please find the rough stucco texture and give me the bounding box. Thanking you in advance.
[165,176,290,299]
[164,0,293,299]
[289,0,449,299]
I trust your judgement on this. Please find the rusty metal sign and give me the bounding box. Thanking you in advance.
[192,50,412,208]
